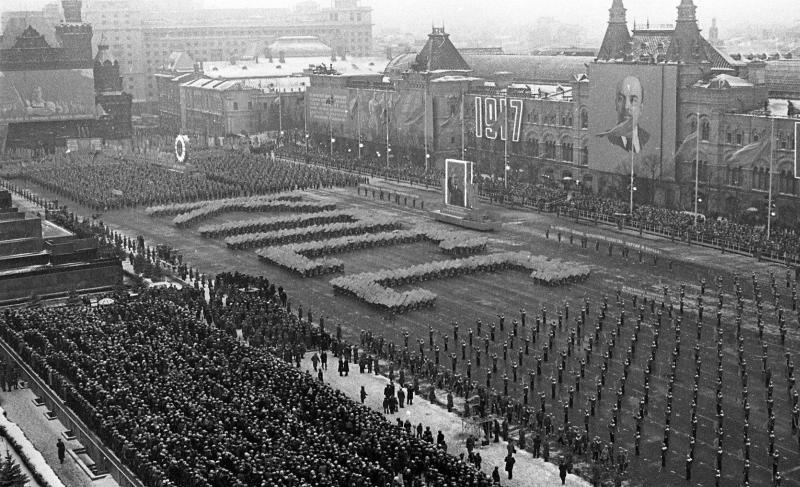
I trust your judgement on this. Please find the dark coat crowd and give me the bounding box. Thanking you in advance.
[0,281,492,487]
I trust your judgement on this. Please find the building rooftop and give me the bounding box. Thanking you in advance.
[463,54,592,84]
[203,56,388,79]
[268,36,332,58]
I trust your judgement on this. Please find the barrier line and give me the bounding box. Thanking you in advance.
[0,337,144,487]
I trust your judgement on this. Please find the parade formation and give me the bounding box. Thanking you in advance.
[2,0,800,484]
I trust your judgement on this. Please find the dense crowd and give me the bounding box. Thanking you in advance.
[278,145,444,188]
[1,151,362,211]
[557,194,800,260]
[477,179,567,209]
[0,283,492,487]
[191,150,364,194]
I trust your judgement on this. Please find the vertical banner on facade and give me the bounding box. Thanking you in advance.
[0,124,7,157]
[795,122,800,179]
[587,63,678,181]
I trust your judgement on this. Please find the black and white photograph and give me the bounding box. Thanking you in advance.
[1,0,800,486]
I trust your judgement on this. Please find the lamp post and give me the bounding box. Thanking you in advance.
[693,110,700,225]
[767,116,775,239]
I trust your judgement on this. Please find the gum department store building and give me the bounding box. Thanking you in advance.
[308,0,800,223]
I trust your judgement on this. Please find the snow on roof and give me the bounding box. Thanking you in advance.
[203,56,389,80]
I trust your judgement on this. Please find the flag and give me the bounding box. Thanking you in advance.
[673,130,698,162]
[725,138,771,167]
[348,93,358,119]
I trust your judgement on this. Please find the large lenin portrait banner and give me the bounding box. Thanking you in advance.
[0,69,97,123]
[587,63,678,182]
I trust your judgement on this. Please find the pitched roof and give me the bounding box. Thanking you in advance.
[463,55,592,84]
[0,18,60,50]
[765,60,800,97]
[412,27,471,73]
[630,31,672,62]
[268,36,332,58]
[165,51,195,72]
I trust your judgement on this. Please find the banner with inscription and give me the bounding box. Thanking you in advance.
[0,69,97,123]
[473,96,524,142]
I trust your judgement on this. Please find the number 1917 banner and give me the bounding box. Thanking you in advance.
[474,97,523,142]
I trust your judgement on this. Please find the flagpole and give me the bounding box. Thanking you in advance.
[357,88,361,159]
[629,139,634,215]
[504,90,509,189]
[767,116,774,240]
[461,88,465,160]
[693,110,700,225]
[278,92,283,146]
[304,91,309,156]
[328,84,333,159]
[424,87,429,172]
[385,91,390,168]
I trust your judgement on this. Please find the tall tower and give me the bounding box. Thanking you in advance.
[667,0,709,64]
[596,0,631,61]
[55,0,92,64]
[61,0,82,23]
[94,35,122,93]
[708,18,719,44]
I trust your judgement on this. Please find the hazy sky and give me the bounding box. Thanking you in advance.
[2,0,798,40]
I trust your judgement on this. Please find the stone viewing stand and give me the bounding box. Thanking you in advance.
[0,190,123,304]
[431,205,501,232]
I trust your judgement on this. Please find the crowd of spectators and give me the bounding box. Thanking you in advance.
[0,151,362,211]
[0,282,492,487]
[278,145,444,188]
[477,179,567,209]
[557,194,800,260]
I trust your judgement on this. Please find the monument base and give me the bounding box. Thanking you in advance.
[0,259,122,304]
[431,207,501,232]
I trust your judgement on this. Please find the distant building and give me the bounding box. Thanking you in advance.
[78,0,372,112]
[156,51,387,138]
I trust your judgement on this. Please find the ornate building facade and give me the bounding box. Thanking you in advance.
[307,0,800,225]
[0,0,132,154]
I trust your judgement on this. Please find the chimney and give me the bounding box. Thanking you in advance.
[279,50,286,63]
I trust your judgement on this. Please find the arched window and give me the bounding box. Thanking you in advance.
[560,137,573,163]
[526,136,539,157]
[725,126,732,144]
[581,146,589,166]
[689,116,697,134]
[760,167,769,190]
[580,109,588,129]
[701,119,710,141]
[565,112,573,127]
[779,130,787,149]
[751,167,758,189]
[752,131,760,142]
[735,127,743,145]
[543,134,557,159]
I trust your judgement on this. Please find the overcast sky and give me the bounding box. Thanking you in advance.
[2,0,798,40]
